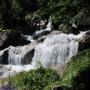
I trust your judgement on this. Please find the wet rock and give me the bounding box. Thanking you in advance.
[0,49,8,64]
[59,23,66,31]
[79,30,90,51]
[33,29,52,39]
[22,49,34,64]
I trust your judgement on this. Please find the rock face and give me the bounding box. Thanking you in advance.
[79,31,90,51]
[0,49,8,64]
[0,30,30,50]
[22,49,34,64]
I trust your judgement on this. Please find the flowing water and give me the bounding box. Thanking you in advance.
[0,19,86,77]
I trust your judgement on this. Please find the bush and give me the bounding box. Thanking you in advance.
[62,49,90,88]
[12,67,61,90]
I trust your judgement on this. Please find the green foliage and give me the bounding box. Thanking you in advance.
[10,49,90,90]
[71,66,90,90]
[0,0,90,30]
[12,67,61,90]
[43,49,90,90]
[62,49,90,87]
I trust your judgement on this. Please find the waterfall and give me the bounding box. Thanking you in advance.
[8,46,22,65]
[32,33,79,68]
[0,18,86,77]
[45,18,52,31]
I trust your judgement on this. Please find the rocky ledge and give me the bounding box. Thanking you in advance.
[0,30,30,50]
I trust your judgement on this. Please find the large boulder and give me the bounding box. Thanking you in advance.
[0,30,30,50]
[22,49,34,64]
[79,31,90,51]
[21,42,36,64]
[0,49,8,64]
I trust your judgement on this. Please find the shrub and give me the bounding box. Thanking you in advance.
[12,67,61,90]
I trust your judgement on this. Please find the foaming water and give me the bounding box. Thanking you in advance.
[32,32,85,67]
[32,31,86,69]
[0,65,35,78]
[0,20,87,77]
[32,33,78,68]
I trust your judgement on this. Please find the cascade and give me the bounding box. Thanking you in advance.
[0,18,86,77]
[32,31,86,68]
[32,33,79,68]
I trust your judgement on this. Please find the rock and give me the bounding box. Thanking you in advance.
[33,29,52,39]
[36,30,62,43]
[21,42,37,64]
[0,49,9,64]
[0,30,30,50]
[22,49,34,64]
[70,28,80,35]
[37,36,46,43]
[59,23,66,31]
[49,30,62,35]
[79,31,90,51]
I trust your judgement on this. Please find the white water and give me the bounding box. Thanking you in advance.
[0,19,86,77]
[23,19,52,42]
[32,34,78,68]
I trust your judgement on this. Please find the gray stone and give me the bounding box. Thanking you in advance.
[0,30,30,50]
[79,30,90,51]
[22,49,34,64]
